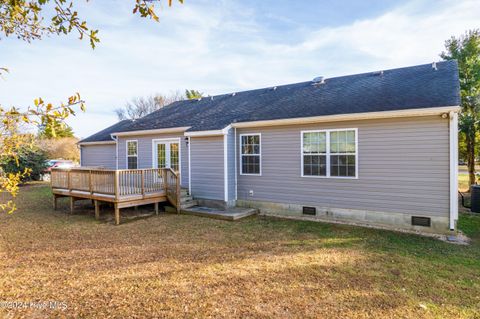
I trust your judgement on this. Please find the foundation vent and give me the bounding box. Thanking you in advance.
[302,206,316,216]
[411,216,431,227]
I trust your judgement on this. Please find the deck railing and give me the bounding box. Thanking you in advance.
[51,167,180,209]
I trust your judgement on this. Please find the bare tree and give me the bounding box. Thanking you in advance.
[114,92,179,120]
[115,90,203,120]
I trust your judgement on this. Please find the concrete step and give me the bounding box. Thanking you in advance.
[181,206,258,221]
[180,196,194,204]
[180,200,198,209]
[180,188,189,196]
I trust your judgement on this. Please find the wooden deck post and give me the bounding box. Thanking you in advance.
[67,170,71,192]
[114,171,119,201]
[53,194,58,210]
[89,170,93,195]
[154,202,159,215]
[163,169,168,194]
[70,197,75,214]
[176,172,181,213]
[94,200,100,220]
[114,203,120,225]
[141,170,145,198]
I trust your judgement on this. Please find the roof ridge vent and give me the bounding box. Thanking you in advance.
[432,61,438,70]
[312,76,325,85]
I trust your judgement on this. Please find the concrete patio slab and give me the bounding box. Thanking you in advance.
[180,206,257,221]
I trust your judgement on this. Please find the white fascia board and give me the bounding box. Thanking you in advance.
[77,140,116,146]
[184,125,232,137]
[111,126,191,137]
[231,106,461,129]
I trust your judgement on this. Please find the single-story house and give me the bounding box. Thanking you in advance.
[78,61,460,234]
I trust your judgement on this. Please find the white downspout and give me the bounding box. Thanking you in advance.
[449,111,459,231]
[111,134,119,170]
[78,144,82,166]
[188,137,192,195]
[234,127,238,201]
[224,131,229,203]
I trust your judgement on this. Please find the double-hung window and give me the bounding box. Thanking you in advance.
[126,140,138,169]
[240,134,261,175]
[302,129,357,178]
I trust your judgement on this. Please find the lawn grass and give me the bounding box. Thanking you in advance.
[0,185,479,318]
[459,173,470,192]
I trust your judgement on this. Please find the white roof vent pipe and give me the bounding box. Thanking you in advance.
[432,61,438,70]
[312,76,326,85]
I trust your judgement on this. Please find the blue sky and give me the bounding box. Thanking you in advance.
[0,0,479,138]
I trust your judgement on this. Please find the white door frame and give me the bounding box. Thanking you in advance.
[152,138,182,172]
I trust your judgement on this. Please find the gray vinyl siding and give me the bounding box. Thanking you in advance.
[237,115,450,217]
[117,133,189,188]
[80,144,116,169]
[227,128,236,201]
[190,136,224,200]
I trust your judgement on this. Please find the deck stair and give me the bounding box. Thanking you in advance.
[180,188,198,209]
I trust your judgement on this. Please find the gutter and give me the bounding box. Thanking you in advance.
[230,106,461,129]
[77,140,116,146]
[111,126,190,137]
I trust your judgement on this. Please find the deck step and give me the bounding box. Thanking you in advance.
[180,196,194,203]
[181,206,258,221]
[180,200,198,209]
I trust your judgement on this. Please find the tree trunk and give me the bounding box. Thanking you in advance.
[467,133,476,187]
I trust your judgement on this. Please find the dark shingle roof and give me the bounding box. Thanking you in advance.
[79,119,132,143]
[83,61,460,141]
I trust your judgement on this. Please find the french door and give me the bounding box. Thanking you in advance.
[153,139,180,172]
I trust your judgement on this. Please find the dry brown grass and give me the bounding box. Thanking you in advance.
[459,173,470,192]
[0,185,479,318]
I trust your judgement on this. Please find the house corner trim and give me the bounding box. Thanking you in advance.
[449,111,459,230]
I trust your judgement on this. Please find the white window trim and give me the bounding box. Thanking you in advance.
[126,139,138,169]
[239,133,262,176]
[300,128,358,179]
[151,138,182,174]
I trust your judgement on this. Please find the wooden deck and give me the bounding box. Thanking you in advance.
[51,168,180,224]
